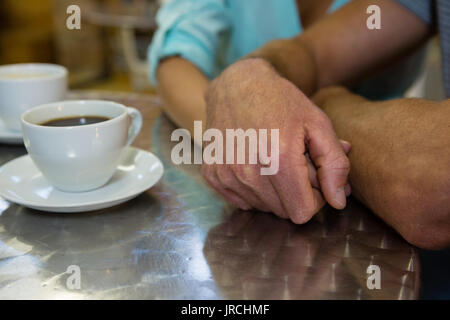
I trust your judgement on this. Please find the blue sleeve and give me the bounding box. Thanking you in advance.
[147,0,231,85]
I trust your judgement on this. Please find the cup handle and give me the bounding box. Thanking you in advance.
[126,107,142,146]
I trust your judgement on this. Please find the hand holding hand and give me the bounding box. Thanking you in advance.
[203,59,351,223]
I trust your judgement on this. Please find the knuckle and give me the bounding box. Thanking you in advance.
[235,165,267,195]
[277,147,290,164]
[202,167,220,189]
[335,151,350,165]
[270,200,289,219]
[201,165,212,181]
[310,113,334,134]
[290,199,317,225]
[204,175,217,189]
[318,112,333,128]
[333,154,351,173]
[321,150,350,174]
[216,167,235,189]
[290,210,311,225]
[233,165,253,185]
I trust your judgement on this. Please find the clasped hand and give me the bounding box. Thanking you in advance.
[202,59,351,223]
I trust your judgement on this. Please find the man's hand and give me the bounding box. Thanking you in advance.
[202,58,351,224]
[310,85,450,249]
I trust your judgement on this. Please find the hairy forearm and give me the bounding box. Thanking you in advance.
[247,39,318,96]
[247,0,431,95]
[313,88,450,249]
[156,57,209,136]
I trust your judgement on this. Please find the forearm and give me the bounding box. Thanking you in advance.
[247,39,318,96]
[247,0,431,96]
[313,88,450,249]
[156,57,209,136]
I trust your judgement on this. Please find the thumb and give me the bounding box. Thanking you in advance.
[307,121,350,210]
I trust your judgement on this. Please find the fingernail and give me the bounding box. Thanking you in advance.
[340,140,352,153]
[345,183,352,196]
[335,187,347,209]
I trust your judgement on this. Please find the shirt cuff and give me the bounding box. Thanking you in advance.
[148,29,216,86]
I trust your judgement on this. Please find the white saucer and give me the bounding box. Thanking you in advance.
[0,121,23,145]
[0,147,164,213]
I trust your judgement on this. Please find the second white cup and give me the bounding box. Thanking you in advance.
[21,100,142,192]
[0,63,67,132]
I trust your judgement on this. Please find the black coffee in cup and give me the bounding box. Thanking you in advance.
[41,116,110,127]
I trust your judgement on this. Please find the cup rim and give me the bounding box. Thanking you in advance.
[21,100,128,131]
[0,63,67,83]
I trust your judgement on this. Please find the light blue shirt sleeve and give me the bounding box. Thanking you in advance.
[148,0,350,86]
[148,0,231,85]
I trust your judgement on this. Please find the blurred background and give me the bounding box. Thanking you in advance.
[0,0,162,93]
[0,0,445,100]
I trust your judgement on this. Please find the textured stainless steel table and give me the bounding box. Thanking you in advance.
[0,91,420,299]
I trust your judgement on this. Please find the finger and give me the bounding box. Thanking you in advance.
[339,141,352,199]
[306,119,351,210]
[345,183,352,197]
[216,166,271,212]
[306,140,350,189]
[305,153,319,188]
[310,86,352,107]
[202,165,251,210]
[340,140,352,154]
[217,182,253,211]
[270,151,325,224]
[312,188,326,213]
[232,165,287,218]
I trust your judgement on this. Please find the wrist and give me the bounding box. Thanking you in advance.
[229,57,277,77]
[246,38,318,96]
[313,86,369,112]
[219,57,281,92]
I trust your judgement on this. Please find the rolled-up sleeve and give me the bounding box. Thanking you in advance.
[148,0,231,85]
[395,0,434,24]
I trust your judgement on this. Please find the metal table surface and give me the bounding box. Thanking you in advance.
[0,91,420,299]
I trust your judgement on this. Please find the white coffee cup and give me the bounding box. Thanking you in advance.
[0,63,67,132]
[21,100,143,192]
